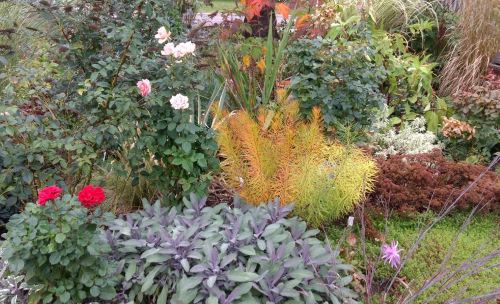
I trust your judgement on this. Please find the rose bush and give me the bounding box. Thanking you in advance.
[0,187,116,304]
[0,0,219,223]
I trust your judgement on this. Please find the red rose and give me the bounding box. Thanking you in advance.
[78,185,106,208]
[38,185,63,206]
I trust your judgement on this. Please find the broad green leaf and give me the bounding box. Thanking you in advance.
[55,233,66,243]
[227,270,259,282]
[141,265,162,293]
[125,261,137,281]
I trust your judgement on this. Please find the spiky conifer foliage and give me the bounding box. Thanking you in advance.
[216,97,378,226]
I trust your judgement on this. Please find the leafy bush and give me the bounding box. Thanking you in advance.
[1,194,117,303]
[442,71,500,163]
[286,36,387,129]
[130,95,219,203]
[216,99,377,226]
[0,0,218,220]
[286,6,438,131]
[105,194,360,303]
[370,151,500,214]
[368,107,443,158]
[0,250,29,304]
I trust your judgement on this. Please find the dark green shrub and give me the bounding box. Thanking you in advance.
[286,19,438,132]
[105,195,359,303]
[1,194,117,304]
[0,0,218,221]
[130,91,219,203]
[286,37,387,130]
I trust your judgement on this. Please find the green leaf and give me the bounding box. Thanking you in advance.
[181,141,191,153]
[157,285,169,304]
[424,111,439,133]
[177,276,203,293]
[55,233,66,243]
[207,296,218,304]
[141,265,162,293]
[239,245,256,256]
[99,285,116,300]
[227,270,259,282]
[60,292,70,303]
[49,252,61,265]
[90,286,100,297]
[125,261,137,281]
[22,170,33,184]
[289,269,314,280]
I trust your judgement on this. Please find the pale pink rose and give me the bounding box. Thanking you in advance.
[137,79,151,97]
[155,26,171,44]
[172,47,185,59]
[169,93,189,110]
[161,43,176,56]
[178,41,196,54]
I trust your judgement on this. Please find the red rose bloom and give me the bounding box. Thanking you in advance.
[78,185,106,208]
[38,185,63,206]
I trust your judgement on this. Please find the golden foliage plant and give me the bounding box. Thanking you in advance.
[216,97,378,226]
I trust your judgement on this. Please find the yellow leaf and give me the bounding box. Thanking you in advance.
[242,55,251,68]
[257,58,265,73]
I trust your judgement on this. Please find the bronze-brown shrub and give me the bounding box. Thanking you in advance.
[370,151,499,213]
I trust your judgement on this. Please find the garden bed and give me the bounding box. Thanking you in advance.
[1,0,499,303]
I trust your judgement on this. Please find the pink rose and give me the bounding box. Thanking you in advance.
[161,43,176,56]
[155,26,171,44]
[137,79,151,97]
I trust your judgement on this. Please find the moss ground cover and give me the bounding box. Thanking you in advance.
[329,211,500,303]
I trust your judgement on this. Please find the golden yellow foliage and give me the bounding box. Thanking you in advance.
[216,100,378,226]
[256,58,266,74]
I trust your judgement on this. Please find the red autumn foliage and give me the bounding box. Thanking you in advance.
[369,151,499,214]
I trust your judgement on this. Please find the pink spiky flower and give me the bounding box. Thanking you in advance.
[381,241,401,269]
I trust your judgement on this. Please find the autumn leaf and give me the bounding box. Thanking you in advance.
[244,0,271,20]
[275,3,290,19]
[257,58,266,73]
[242,55,251,68]
[295,14,311,31]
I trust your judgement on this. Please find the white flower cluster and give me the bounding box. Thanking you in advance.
[169,93,189,110]
[370,107,442,158]
[161,41,196,59]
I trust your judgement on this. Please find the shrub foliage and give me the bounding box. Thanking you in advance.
[1,195,117,304]
[370,151,500,213]
[216,99,377,226]
[105,194,360,303]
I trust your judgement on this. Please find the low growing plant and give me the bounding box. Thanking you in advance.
[370,151,500,214]
[0,249,29,304]
[0,186,117,304]
[105,194,360,303]
[368,106,443,159]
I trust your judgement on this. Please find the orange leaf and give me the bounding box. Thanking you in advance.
[257,58,266,73]
[244,0,271,20]
[275,3,290,19]
[295,14,310,30]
